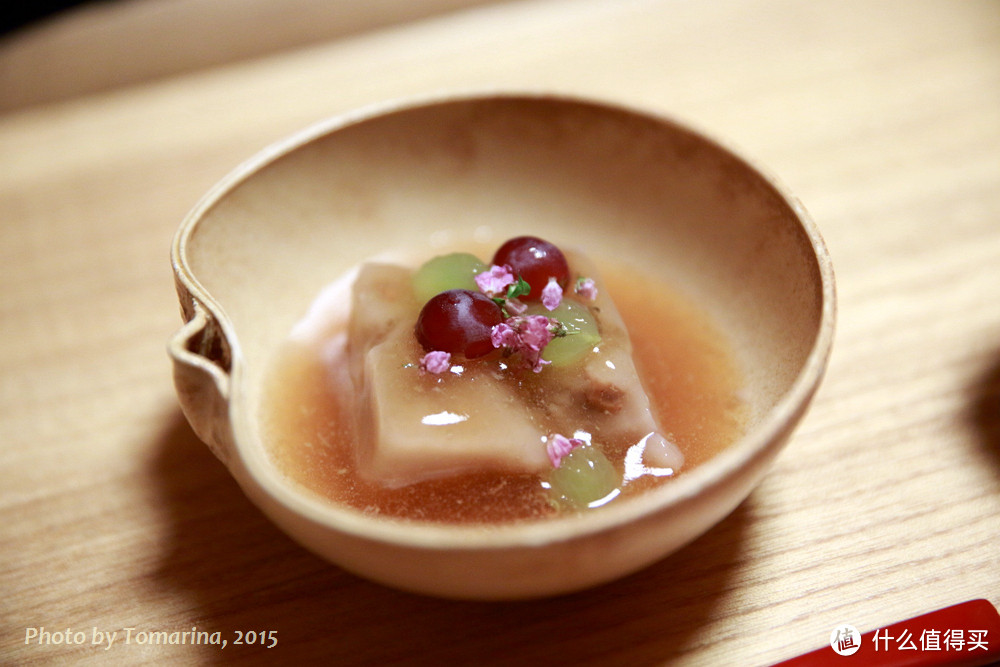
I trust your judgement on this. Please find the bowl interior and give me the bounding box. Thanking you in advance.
[180,94,828,532]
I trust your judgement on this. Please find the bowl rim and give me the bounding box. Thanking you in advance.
[172,89,836,551]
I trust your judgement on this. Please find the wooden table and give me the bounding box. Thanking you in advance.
[3,0,998,663]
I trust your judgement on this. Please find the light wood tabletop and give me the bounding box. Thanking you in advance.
[2,0,998,664]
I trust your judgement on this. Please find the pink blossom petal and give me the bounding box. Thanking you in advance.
[419,350,451,374]
[516,315,556,351]
[475,264,516,297]
[505,298,528,315]
[541,277,563,311]
[490,322,517,349]
[575,277,598,301]
[529,355,551,373]
[492,315,559,372]
[547,433,584,467]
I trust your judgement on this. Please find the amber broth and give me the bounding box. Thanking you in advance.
[262,261,746,525]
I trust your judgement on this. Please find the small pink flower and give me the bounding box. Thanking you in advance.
[475,264,516,297]
[505,297,528,315]
[529,356,551,373]
[547,433,584,467]
[515,315,556,352]
[493,315,557,373]
[419,350,451,374]
[574,277,597,301]
[490,322,518,349]
[541,277,563,311]
[491,315,561,372]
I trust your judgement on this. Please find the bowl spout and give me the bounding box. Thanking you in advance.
[168,294,235,466]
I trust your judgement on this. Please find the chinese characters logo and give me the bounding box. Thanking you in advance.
[830,624,861,656]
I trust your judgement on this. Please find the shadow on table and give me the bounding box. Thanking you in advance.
[967,348,1000,475]
[151,410,754,665]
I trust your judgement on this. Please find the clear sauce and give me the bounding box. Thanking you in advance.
[262,260,746,525]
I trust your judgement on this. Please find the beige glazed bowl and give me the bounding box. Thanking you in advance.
[169,92,835,600]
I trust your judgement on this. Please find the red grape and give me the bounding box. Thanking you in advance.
[492,236,570,300]
[415,289,503,358]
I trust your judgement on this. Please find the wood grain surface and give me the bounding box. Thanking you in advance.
[2,0,998,664]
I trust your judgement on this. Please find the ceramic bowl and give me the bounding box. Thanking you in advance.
[169,92,835,599]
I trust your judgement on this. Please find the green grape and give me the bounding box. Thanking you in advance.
[537,301,601,366]
[412,253,488,303]
[547,445,620,510]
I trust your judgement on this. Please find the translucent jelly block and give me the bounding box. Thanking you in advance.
[347,262,420,386]
[344,249,680,490]
[355,322,550,488]
[528,251,674,457]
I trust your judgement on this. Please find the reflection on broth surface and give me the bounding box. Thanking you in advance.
[262,253,746,525]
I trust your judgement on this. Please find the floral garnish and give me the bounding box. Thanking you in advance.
[541,277,563,311]
[490,322,518,349]
[474,264,517,298]
[547,433,585,467]
[504,297,528,315]
[574,277,598,301]
[419,350,452,374]
[516,315,558,351]
[475,264,533,317]
[504,274,531,301]
[490,314,562,373]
